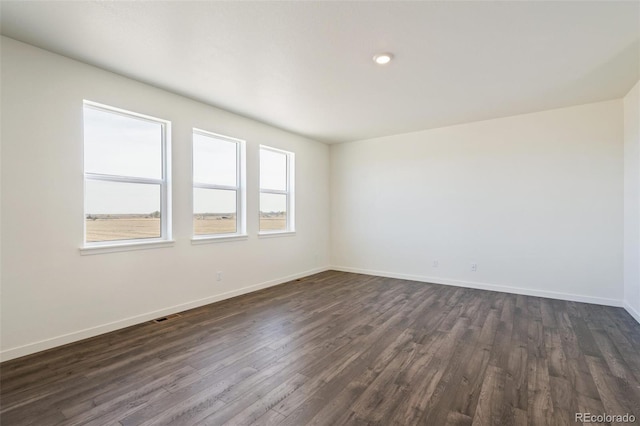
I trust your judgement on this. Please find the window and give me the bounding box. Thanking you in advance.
[83,102,170,246]
[193,129,246,238]
[259,146,295,234]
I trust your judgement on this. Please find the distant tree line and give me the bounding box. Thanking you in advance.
[86,211,161,220]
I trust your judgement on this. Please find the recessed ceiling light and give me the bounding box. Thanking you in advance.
[373,53,393,65]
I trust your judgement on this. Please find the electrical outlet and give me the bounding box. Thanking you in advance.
[432,260,439,268]
[471,263,477,272]
[216,271,223,281]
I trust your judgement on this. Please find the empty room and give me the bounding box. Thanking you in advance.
[1,1,639,425]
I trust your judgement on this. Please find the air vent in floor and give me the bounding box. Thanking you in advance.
[152,313,182,323]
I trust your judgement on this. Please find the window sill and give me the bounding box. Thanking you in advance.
[191,234,249,245]
[258,231,296,238]
[80,240,175,255]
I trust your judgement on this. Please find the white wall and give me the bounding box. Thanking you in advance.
[0,37,330,361]
[331,100,624,306]
[624,80,640,322]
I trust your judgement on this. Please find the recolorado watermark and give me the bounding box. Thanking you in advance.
[575,413,636,423]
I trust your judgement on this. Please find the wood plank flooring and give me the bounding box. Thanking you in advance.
[1,270,639,425]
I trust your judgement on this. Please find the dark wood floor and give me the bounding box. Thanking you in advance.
[1,271,639,425]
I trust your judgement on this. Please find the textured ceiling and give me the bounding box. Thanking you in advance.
[1,1,638,143]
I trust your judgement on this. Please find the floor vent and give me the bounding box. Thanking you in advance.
[152,313,182,323]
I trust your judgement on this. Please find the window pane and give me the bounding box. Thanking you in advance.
[85,180,161,242]
[260,193,287,232]
[260,149,287,191]
[193,188,237,235]
[193,133,237,187]
[84,106,162,179]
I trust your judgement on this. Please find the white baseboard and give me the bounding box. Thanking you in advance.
[624,301,640,325]
[0,266,330,362]
[331,265,624,308]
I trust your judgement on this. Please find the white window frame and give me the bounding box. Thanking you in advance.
[259,145,295,236]
[191,128,247,243]
[81,101,172,253]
